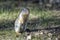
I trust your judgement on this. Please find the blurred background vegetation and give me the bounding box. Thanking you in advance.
[0,0,60,40]
[0,0,60,29]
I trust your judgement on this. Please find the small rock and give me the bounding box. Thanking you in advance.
[25,33,31,40]
[47,38,51,40]
[48,33,52,37]
[56,38,58,40]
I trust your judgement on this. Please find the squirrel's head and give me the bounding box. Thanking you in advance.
[21,8,30,14]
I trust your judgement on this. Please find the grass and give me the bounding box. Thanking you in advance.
[0,8,60,40]
[0,1,60,39]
